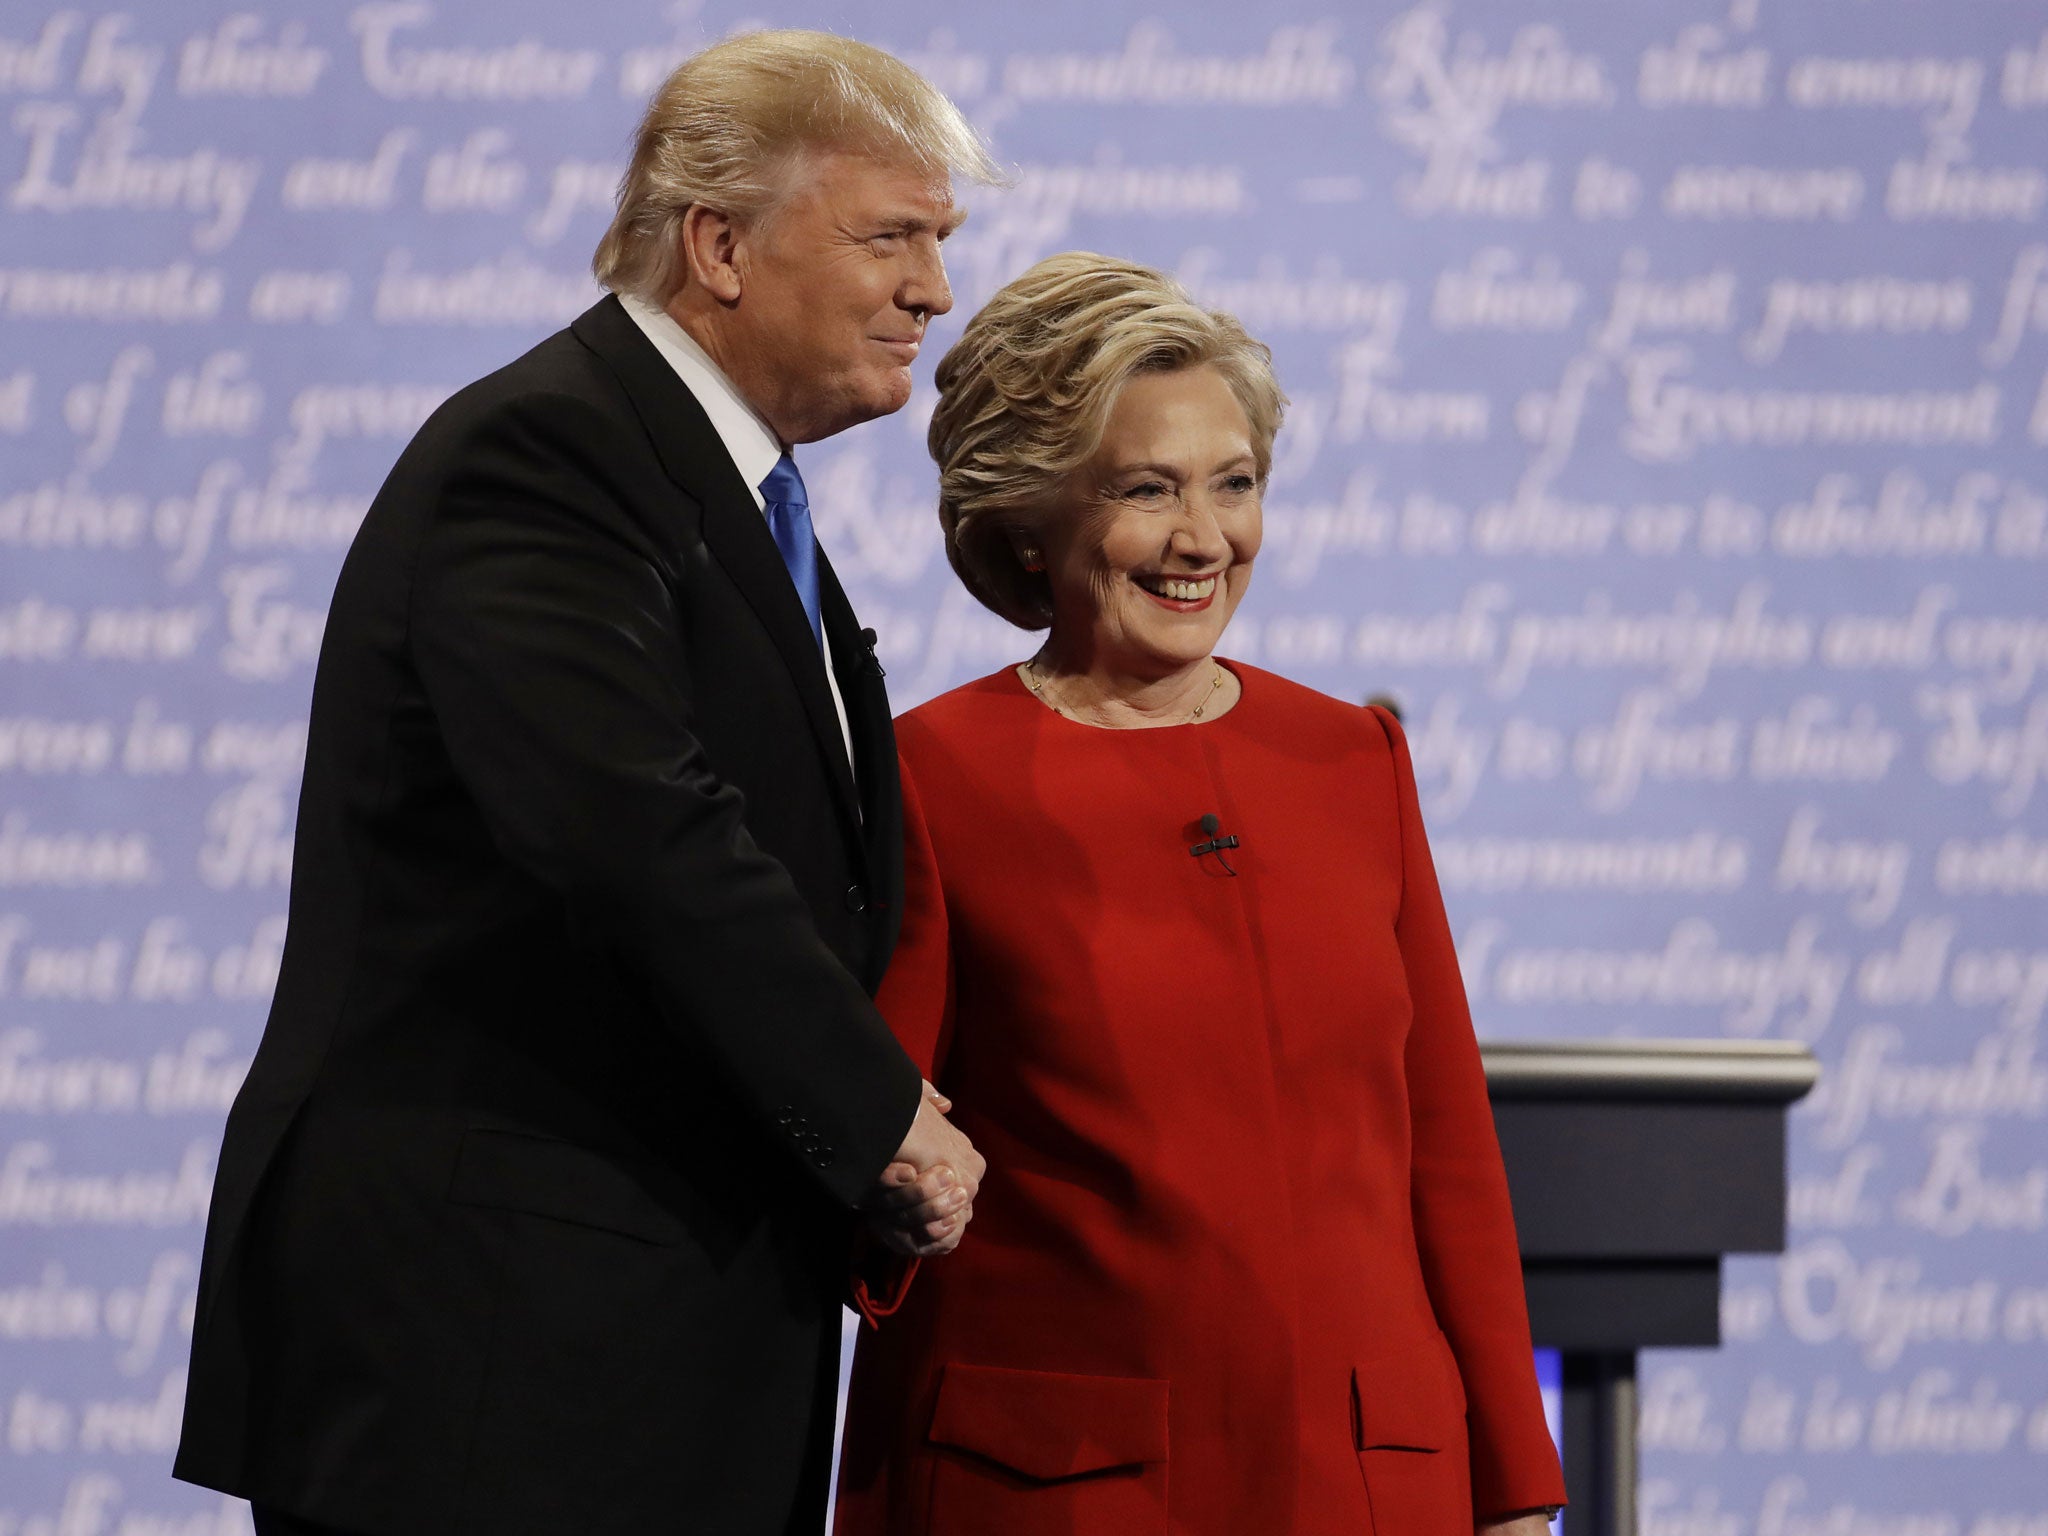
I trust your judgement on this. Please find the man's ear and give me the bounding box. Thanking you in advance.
[678,203,745,304]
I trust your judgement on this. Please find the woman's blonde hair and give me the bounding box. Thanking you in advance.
[594,30,1001,304]
[930,252,1286,630]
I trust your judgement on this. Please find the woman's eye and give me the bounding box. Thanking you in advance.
[1123,482,1170,501]
[1221,475,1256,494]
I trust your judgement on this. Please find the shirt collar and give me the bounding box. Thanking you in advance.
[618,291,785,511]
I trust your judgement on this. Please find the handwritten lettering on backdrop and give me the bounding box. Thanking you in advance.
[2,2,2044,1531]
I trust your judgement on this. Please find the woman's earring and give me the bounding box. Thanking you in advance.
[1021,547,1045,572]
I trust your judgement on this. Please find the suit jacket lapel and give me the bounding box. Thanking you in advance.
[571,297,862,837]
[820,555,904,978]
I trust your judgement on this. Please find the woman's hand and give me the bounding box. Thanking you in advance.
[864,1083,977,1257]
[1480,1513,1558,1536]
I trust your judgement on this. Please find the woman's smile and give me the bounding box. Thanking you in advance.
[1131,571,1223,611]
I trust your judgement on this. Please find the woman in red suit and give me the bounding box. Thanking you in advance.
[836,253,1566,1536]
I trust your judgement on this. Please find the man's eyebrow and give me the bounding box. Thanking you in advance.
[875,206,969,238]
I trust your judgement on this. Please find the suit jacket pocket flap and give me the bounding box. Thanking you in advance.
[1353,1340,1467,1454]
[447,1128,683,1245]
[928,1362,1169,1481]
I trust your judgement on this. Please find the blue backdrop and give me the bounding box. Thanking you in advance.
[3,2,2045,1531]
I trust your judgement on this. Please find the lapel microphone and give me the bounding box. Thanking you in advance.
[1189,813,1240,875]
[857,627,886,677]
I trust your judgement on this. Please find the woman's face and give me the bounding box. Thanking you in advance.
[1040,365,1262,676]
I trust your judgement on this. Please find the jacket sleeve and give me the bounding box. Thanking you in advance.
[409,387,922,1209]
[1370,705,1568,1520]
[849,747,957,1325]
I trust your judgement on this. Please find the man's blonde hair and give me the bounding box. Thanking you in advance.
[929,252,1287,631]
[594,29,1001,304]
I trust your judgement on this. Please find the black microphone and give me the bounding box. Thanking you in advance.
[857,626,886,677]
[1189,813,1240,874]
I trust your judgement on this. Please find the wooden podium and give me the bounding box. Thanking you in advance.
[1482,1040,1820,1536]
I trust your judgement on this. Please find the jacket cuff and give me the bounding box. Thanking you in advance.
[847,1226,921,1329]
[1472,1468,1570,1525]
[780,1044,922,1210]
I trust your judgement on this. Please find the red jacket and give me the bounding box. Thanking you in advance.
[836,665,1566,1536]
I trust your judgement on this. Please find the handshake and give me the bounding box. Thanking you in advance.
[864,1081,984,1259]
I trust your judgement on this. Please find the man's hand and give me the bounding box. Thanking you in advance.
[864,1083,983,1257]
[866,1160,971,1257]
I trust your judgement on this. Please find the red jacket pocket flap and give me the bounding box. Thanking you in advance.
[1353,1342,1467,1454]
[928,1362,1170,1481]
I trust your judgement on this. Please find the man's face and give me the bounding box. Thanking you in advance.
[726,152,962,445]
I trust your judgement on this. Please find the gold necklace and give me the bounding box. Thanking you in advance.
[1025,660,1226,724]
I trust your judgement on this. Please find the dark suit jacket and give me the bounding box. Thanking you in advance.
[174,295,924,1536]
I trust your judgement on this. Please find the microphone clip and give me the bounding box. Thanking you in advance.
[1189,813,1240,874]
[857,626,887,678]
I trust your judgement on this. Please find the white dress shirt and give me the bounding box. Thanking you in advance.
[619,292,856,773]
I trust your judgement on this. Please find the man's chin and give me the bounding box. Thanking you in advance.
[870,370,916,417]
[799,375,915,441]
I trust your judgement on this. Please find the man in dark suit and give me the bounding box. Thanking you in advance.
[174,31,998,1536]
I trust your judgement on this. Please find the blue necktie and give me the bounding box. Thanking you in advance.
[760,454,822,650]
